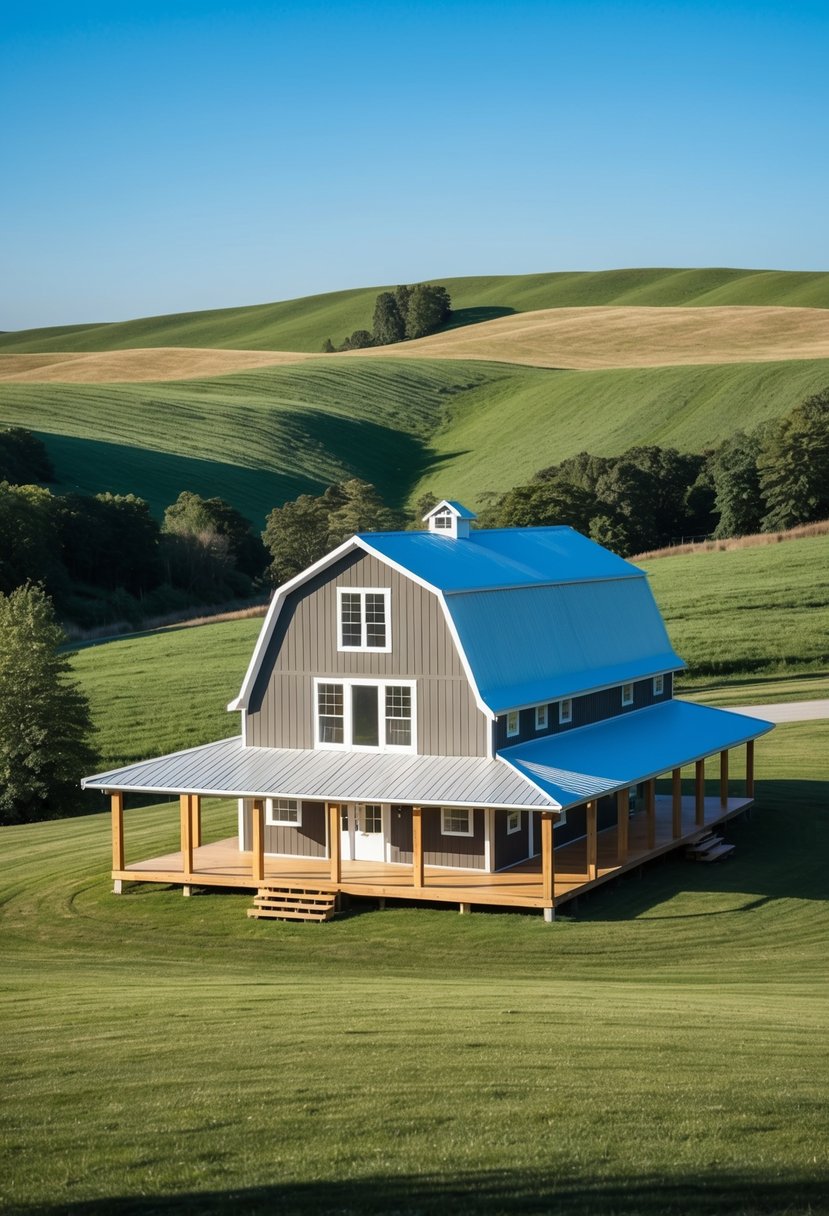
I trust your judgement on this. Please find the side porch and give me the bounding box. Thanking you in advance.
[110,742,758,916]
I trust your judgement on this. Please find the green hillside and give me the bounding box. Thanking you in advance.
[4,267,829,354]
[2,720,827,1214]
[3,355,829,525]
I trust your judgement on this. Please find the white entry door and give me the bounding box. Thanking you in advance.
[352,803,386,862]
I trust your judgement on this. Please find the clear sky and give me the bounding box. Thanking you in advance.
[3,0,828,330]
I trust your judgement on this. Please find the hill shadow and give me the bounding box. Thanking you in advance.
[571,779,828,922]
[17,1166,828,1215]
[40,433,317,527]
[37,425,467,525]
[439,305,517,332]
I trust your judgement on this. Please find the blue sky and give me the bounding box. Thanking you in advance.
[2,0,828,329]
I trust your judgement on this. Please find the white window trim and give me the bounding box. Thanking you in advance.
[265,797,302,827]
[313,677,417,753]
[535,705,548,731]
[506,710,520,738]
[336,587,392,653]
[506,809,521,835]
[559,698,573,725]
[441,806,474,837]
[621,683,634,707]
[653,674,664,695]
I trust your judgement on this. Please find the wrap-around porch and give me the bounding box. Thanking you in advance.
[110,743,757,917]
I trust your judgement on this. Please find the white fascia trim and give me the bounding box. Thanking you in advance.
[487,664,686,716]
[356,540,496,725]
[493,753,565,813]
[228,536,362,712]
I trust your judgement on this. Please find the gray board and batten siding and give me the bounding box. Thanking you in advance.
[240,800,327,857]
[493,673,674,750]
[246,551,489,757]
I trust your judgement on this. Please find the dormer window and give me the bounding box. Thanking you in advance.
[337,588,391,652]
[423,500,477,539]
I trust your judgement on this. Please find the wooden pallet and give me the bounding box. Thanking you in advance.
[247,885,337,922]
[685,832,736,863]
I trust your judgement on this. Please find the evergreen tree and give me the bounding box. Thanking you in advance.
[326,478,402,546]
[710,430,765,537]
[321,337,336,353]
[0,584,94,824]
[758,389,829,531]
[372,292,406,345]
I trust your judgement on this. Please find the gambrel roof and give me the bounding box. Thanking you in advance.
[230,525,684,718]
[83,700,773,811]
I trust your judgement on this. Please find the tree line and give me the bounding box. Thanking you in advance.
[479,388,829,554]
[323,283,452,352]
[1,438,269,630]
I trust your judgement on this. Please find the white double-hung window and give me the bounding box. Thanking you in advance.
[315,678,415,752]
[337,588,391,652]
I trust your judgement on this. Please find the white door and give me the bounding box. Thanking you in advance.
[353,803,385,862]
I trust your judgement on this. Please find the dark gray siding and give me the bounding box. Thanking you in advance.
[389,804,413,864]
[247,551,489,757]
[387,805,487,869]
[553,794,617,846]
[493,809,530,870]
[423,806,486,869]
[494,673,673,750]
[242,799,327,857]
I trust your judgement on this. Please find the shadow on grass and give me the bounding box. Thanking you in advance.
[17,1167,829,1215]
[440,305,518,331]
[575,780,828,922]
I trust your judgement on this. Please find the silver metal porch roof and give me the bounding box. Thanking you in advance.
[82,736,560,811]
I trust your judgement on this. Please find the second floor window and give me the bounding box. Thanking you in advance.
[337,588,391,651]
[559,698,573,724]
[621,683,634,707]
[315,679,415,751]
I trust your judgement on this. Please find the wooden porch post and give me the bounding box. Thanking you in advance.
[695,759,706,826]
[412,806,424,889]
[720,749,729,807]
[179,793,193,880]
[251,798,265,883]
[586,800,598,882]
[746,739,755,798]
[328,802,341,884]
[617,788,629,863]
[672,768,682,839]
[190,794,202,849]
[541,811,555,910]
[111,791,124,872]
[646,779,656,850]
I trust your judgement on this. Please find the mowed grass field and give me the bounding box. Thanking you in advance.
[70,533,829,772]
[4,266,829,354]
[3,355,829,523]
[1,719,827,1215]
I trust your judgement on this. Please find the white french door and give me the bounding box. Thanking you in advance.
[340,804,387,862]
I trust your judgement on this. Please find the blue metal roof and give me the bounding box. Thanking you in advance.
[499,700,774,809]
[445,578,683,713]
[360,526,641,593]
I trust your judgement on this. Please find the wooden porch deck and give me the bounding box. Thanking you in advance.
[116,794,753,912]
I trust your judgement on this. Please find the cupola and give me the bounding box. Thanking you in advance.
[423,500,477,540]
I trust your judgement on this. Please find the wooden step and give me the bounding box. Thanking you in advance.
[247,885,336,922]
[690,841,736,862]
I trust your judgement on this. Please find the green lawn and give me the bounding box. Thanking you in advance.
[3,267,829,354]
[1,720,827,1215]
[639,535,829,686]
[2,355,828,525]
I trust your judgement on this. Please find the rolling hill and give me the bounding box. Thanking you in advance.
[1,355,827,523]
[3,266,829,354]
